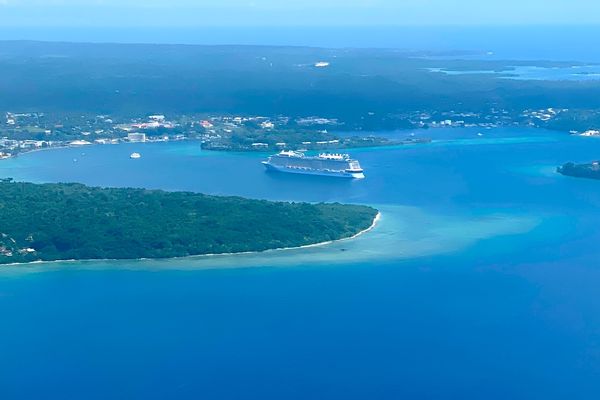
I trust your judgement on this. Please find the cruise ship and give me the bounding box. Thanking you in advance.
[262,150,365,179]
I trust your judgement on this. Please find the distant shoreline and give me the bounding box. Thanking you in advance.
[0,211,381,268]
[0,135,427,162]
[0,138,194,161]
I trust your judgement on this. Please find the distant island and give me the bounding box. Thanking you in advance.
[0,181,378,265]
[200,128,431,152]
[557,161,600,180]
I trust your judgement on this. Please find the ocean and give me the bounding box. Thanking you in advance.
[2,127,600,398]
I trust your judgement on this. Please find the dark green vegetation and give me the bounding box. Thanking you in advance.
[201,128,429,152]
[0,182,378,264]
[2,41,600,131]
[543,109,600,132]
[557,162,600,180]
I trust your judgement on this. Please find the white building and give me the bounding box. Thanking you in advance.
[148,115,166,122]
[581,130,600,137]
[127,132,147,142]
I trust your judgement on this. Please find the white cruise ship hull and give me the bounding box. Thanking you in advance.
[263,162,365,179]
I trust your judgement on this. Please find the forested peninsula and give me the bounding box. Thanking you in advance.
[0,182,378,264]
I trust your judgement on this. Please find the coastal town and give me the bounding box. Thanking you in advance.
[0,111,419,158]
[2,107,600,159]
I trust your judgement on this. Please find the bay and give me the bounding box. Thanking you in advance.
[1,127,600,399]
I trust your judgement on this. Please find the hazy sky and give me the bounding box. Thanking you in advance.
[0,0,599,27]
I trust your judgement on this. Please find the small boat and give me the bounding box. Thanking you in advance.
[130,152,141,159]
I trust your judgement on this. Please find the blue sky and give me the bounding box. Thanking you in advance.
[0,0,599,27]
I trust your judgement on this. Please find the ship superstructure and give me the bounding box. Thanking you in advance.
[262,150,365,179]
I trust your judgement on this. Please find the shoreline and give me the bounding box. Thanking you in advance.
[0,137,407,160]
[0,138,197,161]
[2,126,573,162]
[0,211,382,268]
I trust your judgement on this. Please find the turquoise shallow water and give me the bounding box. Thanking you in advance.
[430,64,600,81]
[2,127,600,399]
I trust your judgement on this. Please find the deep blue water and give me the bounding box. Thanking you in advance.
[2,128,600,399]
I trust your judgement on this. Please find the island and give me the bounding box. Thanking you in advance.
[200,128,431,152]
[557,161,600,180]
[0,181,378,265]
